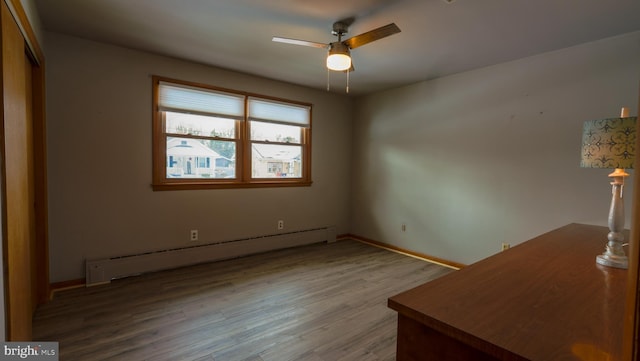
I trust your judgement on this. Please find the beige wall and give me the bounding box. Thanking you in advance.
[45,32,353,282]
[351,31,640,266]
[44,28,640,281]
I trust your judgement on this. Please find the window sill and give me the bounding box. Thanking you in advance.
[151,180,313,191]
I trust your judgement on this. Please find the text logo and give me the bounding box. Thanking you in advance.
[0,343,58,360]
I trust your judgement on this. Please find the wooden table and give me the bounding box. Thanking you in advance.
[388,223,627,361]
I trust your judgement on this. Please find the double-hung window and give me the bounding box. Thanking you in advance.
[152,76,311,190]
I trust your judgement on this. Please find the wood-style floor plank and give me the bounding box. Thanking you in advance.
[33,240,453,361]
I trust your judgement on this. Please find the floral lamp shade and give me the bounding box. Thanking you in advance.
[580,116,637,169]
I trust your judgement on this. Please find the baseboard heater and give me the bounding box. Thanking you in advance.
[85,226,336,286]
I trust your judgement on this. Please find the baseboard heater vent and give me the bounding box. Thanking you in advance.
[85,226,336,286]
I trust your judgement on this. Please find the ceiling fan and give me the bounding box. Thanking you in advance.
[272,19,401,74]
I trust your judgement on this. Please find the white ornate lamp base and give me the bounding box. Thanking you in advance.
[597,168,629,269]
[596,250,628,269]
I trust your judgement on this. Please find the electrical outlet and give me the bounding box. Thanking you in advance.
[190,229,199,241]
[501,243,510,251]
[401,223,406,232]
[277,220,284,230]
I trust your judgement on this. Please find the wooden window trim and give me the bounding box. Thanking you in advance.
[151,76,312,190]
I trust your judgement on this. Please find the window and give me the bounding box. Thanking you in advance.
[152,76,312,190]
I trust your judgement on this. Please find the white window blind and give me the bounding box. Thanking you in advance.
[158,82,244,119]
[248,97,310,127]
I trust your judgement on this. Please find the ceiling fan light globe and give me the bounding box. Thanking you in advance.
[327,53,351,71]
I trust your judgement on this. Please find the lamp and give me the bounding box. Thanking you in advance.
[580,107,637,269]
[326,42,351,71]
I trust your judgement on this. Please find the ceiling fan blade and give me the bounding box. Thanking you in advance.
[343,23,401,49]
[272,37,328,49]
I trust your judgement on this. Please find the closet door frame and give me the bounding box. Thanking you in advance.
[1,0,48,340]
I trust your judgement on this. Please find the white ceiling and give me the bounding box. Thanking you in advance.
[33,0,640,96]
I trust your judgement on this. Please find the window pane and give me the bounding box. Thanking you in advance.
[251,121,301,143]
[165,112,235,138]
[153,77,312,189]
[166,137,235,179]
[252,143,302,178]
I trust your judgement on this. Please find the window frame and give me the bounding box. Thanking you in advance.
[152,76,312,190]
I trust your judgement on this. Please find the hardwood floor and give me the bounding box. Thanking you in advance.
[33,240,453,361]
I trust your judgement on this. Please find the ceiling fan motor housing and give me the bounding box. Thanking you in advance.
[331,21,349,37]
[329,42,350,55]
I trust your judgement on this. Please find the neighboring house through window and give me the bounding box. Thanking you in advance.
[152,76,312,190]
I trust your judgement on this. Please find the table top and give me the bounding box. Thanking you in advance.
[388,223,627,361]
